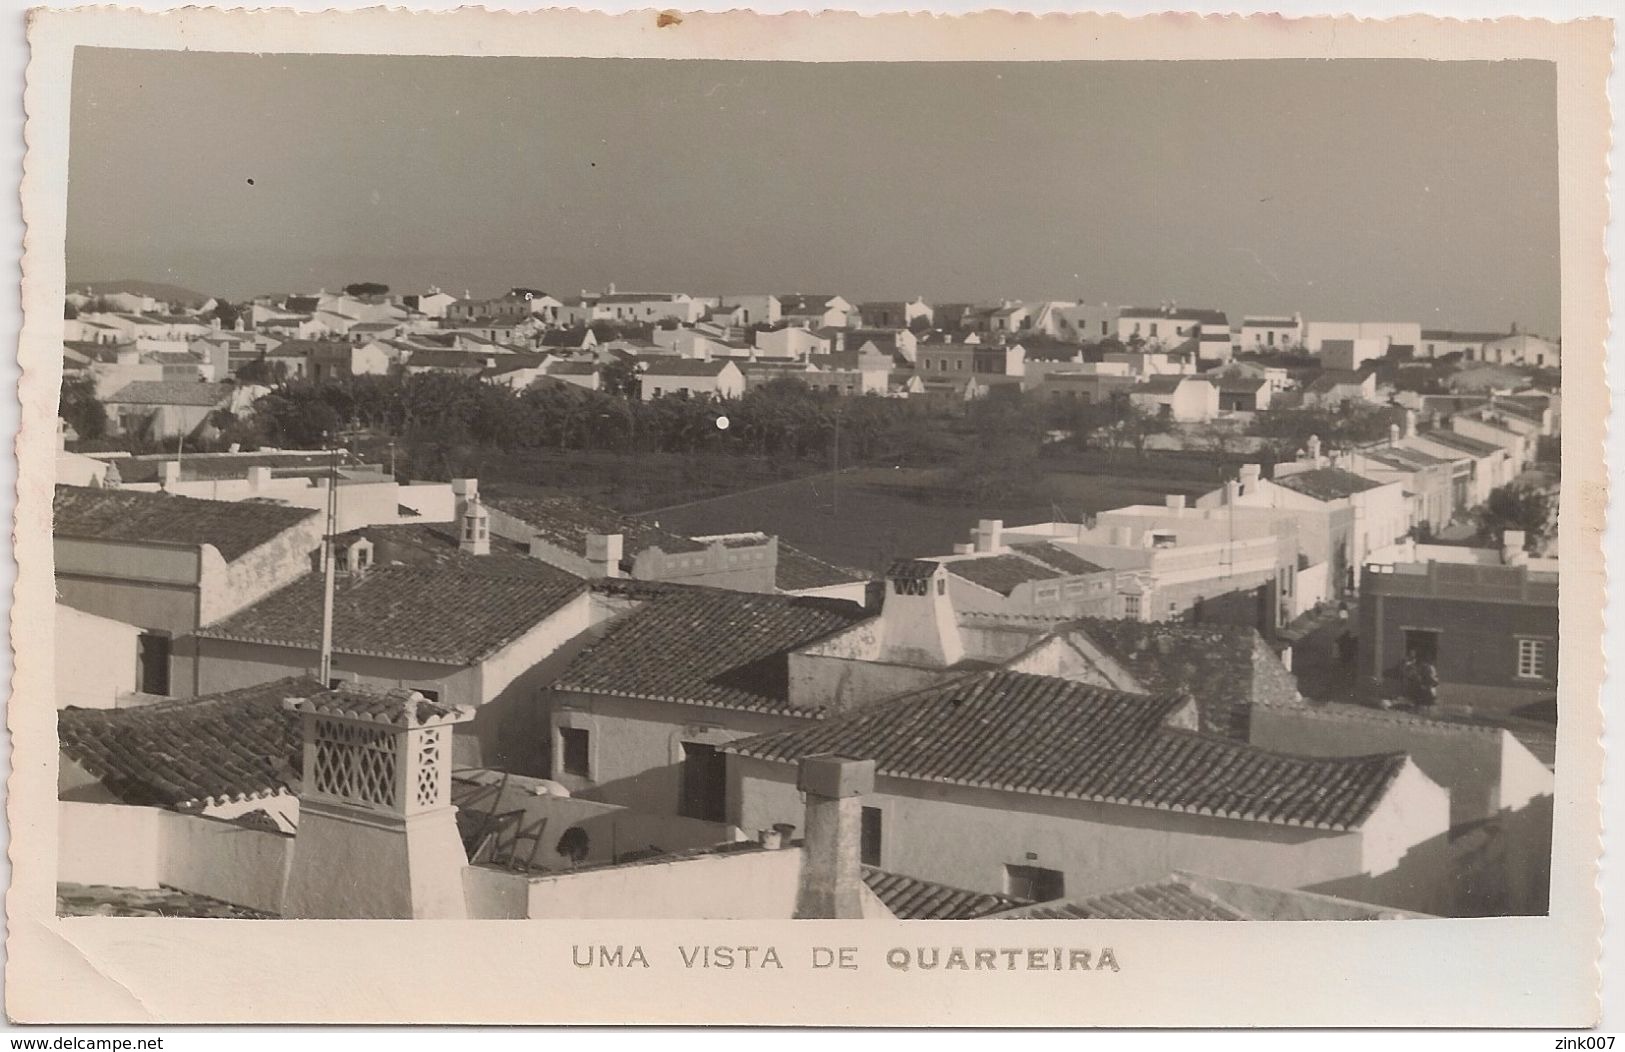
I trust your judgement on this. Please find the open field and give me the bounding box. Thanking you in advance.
[633,462,1217,572]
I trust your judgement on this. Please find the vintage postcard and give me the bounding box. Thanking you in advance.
[7,6,1610,1027]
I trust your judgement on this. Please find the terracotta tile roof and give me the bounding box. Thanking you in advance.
[292,684,467,726]
[58,675,315,809]
[403,348,503,369]
[53,484,319,562]
[195,565,586,665]
[101,449,365,484]
[1004,877,1251,920]
[1305,370,1370,394]
[862,867,1029,920]
[727,670,1406,830]
[1139,375,1191,395]
[996,871,1427,920]
[343,522,579,578]
[105,380,234,407]
[1008,542,1105,576]
[1272,467,1384,501]
[1067,619,1302,739]
[778,294,838,314]
[1421,329,1504,343]
[598,292,680,304]
[947,554,1063,596]
[545,360,599,375]
[887,559,940,580]
[273,338,356,357]
[58,883,277,919]
[554,587,869,715]
[776,543,868,591]
[1422,431,1505,458]
[489,493,705,562]
[640,358,732,378]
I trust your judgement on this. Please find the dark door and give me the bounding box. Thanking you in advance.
[136,632,171,696]
[1404,629,1440,665]
[679,742,727,822]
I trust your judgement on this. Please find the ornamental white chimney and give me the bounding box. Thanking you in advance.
[282,687,475,919]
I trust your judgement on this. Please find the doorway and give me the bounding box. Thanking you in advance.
[679,741,727,822]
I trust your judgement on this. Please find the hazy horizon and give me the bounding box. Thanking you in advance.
[67,50,1561,335]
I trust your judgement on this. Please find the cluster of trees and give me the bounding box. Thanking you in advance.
[59,375,106,442]
[1475,482,1558,551]
[215,372,997,468]
[1041,391,1170,454]
[1251,405,1404,459]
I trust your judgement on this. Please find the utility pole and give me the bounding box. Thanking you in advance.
[317,439,340,687]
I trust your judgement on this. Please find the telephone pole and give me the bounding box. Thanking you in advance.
[317,440,340,686]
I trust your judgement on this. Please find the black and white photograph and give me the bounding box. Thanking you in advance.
[10,6,1610,1029]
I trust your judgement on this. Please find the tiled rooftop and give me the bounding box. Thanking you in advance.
[104,380,234,407]
[1305,370,1369,394]
[196,564,586,665]
[995,872,1428,921]
[1067,619,1301,739]
[887,559,940,580]
[58,675,313,809]
[100,449,366,484]
[293,684,467,726]
[1009,541,1106,576]
[1422,431,1505,458]
[778,294,837,314]
[639,358,732,377]
[54,485,319,562]
[58,883,277,919]
[728,670,1406,830]
[490,493,705,563]
[1004,877,1251,921]
[343,522,579,579]
[862,867,1029,920]
[554,587,869,715]
[1273,467,1385,502]
[947,554,1063,596]
[776,543,868,591]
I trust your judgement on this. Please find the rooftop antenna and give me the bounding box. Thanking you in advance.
[317,435,340,686]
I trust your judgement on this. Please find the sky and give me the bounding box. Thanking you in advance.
[66,50,1560,334]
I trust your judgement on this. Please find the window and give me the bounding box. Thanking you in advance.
[1516,639,1548,679]
[560,727,590,778]
[414,687,441,703]
[1122,595,1142,620]
[861,806,883,866]
[1149,323,1159,338]
[1005,864,1065,902]
[136,631,171,696]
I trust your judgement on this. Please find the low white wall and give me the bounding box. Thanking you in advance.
[523,847,801,919]
[162,811,293,915]
[1296,561,1331,610]
[59,801,164,889]
[59,801,293,915]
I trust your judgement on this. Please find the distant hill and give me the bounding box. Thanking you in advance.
[70,280,211,308]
